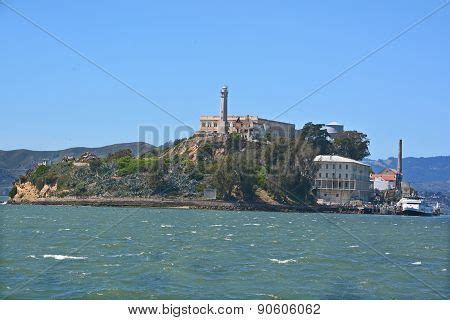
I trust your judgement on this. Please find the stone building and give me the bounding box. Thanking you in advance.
[313,155,372,204]
[199,86,295,139]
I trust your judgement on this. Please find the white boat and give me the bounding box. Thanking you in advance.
[397,197,433,216]
[0,201,7,205]
[433,202,441,215]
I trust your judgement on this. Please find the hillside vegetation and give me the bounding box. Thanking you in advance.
[9,122,375,204]
[10,133,324,204]
[0,142,154,195]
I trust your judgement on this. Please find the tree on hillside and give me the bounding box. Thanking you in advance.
[213,155,238,199]
[298,122,333,155]
[213,153,258,201]
[333,131,370,161]
[267,138,318,203]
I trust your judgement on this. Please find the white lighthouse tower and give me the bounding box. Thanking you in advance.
[218,85,228,134]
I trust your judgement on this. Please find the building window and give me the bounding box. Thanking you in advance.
[332,173,335,178]
[202,122,206,127]
[336,194,339,197]
[339,173,341,178]
[339,164,342,169]
[326,164,328,169]
[332,164,335,169]
[346,164,348,170]
[319,173,322,178]
[214,122,217,127]
[325,173,328,178]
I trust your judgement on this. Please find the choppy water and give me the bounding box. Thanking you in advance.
[0,205,448,299]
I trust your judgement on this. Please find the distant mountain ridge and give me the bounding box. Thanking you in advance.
[0,142,154,195]
[364,156,450,194]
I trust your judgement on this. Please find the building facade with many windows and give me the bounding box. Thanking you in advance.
[199,115,295,139]
[198,86,295,139]
[313,155,372,204]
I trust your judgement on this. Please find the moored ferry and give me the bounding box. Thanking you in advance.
[397,197,434,216]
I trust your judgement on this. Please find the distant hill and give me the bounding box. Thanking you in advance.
[364,156,450,194]
[0,142,154,195]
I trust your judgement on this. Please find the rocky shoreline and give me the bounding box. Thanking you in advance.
[7,196,375,214]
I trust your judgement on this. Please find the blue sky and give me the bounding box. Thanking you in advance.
[1,0,449,159]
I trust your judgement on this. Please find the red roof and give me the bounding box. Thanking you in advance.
[380,168,398,175]
[371,173,396,181]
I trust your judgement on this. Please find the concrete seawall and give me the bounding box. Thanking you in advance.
[8,196,379,214]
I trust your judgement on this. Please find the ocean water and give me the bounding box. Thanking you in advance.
[0,204,448,299]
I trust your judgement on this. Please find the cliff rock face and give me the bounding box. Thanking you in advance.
[13,182,39,202]
[12,182,57,202]
[39,183,58,197]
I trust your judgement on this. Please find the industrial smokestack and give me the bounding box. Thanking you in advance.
[396,139,403,192]
[397,139,402,175]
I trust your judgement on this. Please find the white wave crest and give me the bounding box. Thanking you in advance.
[269,258,297,264]
[411,261,422,265]
[109,252,145,258]
[43,254,87,260]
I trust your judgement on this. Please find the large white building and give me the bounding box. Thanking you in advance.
[313,155,372,204]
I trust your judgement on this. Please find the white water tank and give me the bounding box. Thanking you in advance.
[323,121,344,138]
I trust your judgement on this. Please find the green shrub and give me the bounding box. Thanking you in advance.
[197,142,214,161]
[115,156,160,176]
[256,166,267,188]
[90,158,103,172]
[35,178,45,191]
[74,183,87,196]
[30,165,49,181]
[196,183,206,193]
[9,185,17,198]
[189,170,204,181]
[45,173,58,185]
